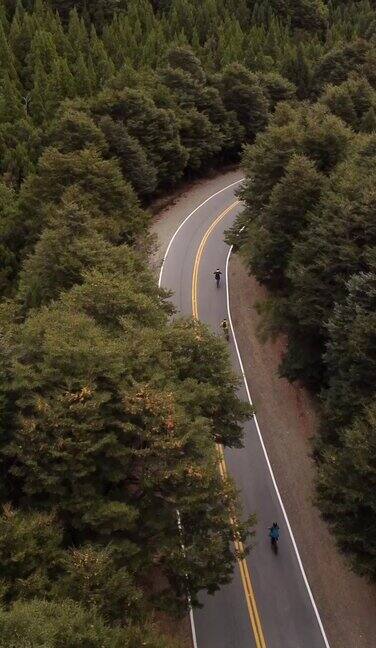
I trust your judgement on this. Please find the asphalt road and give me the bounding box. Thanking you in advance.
[158,179,330,648]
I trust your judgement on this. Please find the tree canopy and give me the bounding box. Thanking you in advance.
[1,0,376,644]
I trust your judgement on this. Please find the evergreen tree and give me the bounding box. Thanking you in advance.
[320,74,376,131]
[316,401,376,579]
[0,598,178,648]
[57,544,142,623]
[19,146,147,251]
[257,71,296,110]
[218,63,269,140]
[48,106,106,153]
[29,57,49,124]
[4,0,376,629]
[313,39,375,93]
[235,154,325,290]
[91,88,188,186]
[0,73,23,122]
[75,52,92,97]
[0,182,19,294]
[178,107,222,172]
[0,508,63,604]
[0,22,19,84]
[322,272,376,436]
[17,197,120,308]
[98,115,157,196]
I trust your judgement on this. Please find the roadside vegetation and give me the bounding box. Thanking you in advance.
[0,0,375,645]
[227,0,376,582]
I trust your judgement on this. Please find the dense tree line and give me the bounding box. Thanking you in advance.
[227,1,376,580]
[0,0,376,644]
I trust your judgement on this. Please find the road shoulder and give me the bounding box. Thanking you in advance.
[229,253,376,648]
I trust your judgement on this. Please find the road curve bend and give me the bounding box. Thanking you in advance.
[156,176,330,648]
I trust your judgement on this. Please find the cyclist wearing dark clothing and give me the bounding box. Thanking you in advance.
[214,269,222,287]
[269,522,280,543]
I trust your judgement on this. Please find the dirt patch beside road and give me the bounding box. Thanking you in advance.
[229,254,376,648]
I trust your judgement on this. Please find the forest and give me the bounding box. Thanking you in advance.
[0,0,375,645]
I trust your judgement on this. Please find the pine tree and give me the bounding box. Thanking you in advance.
[0,73,24,123]
[90,26,115,87]
[74,53,92,97]
[0,22,19,85]
[30,58,49,124]
[67,7,88,55]
[57,544,142,623]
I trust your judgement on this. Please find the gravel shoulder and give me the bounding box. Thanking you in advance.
[229,254,376,648]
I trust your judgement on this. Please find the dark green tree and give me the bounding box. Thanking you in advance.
[217,63,269,140]
[18,146,147,252]
[0,507,63,604]
[92,88,188,187]
[316,401,376,579]
[98,115,157,196]
[322,272,376,436]
[360,106,376,133]
[47,106,107,153]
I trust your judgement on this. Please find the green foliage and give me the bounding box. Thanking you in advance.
[0,598,179,648]
[47,106,107,153]
[238,154,325,290]
[257,71,296,111]
[57,544,142,623]
[0,508,63,604]
[320,74,376,131]
[313,38,376,94]
[229,4,376,576]
[18,145,147,253]
[316,401,376,579]
[3,0,376,633]
[231,102,353,387]
[268,0,328,31]
[322,272,376,436]
[92,87,188,187]
[2,287,251,607]
[217,63,269,140]
[0,182,19,294]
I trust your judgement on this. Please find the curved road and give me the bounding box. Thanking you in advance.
[157,178,330,648]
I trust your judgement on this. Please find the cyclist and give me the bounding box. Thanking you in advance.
[214,268,222,288]
[269,522,280,547]
[221,318,229,341]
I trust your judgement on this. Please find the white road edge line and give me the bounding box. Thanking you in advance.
[225,245,331,648]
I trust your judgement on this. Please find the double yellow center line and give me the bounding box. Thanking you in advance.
[191,201,267,648]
